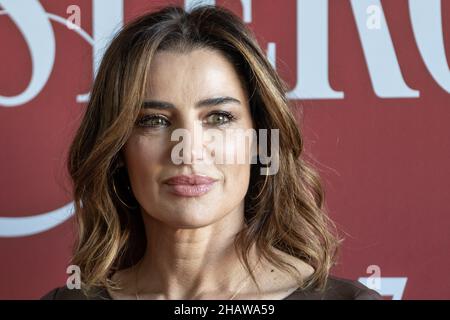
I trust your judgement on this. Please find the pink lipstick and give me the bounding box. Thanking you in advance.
[163,174,218,197]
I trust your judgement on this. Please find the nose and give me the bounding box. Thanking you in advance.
[173,119,214,165]
[190,122,205,162]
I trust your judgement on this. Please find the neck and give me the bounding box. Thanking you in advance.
[136,205,258,299]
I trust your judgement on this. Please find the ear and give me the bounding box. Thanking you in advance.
[250,138,259,163]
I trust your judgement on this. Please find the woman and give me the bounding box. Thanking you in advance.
[42,5,381,300]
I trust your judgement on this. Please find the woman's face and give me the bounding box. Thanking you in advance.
[123,48,255,228]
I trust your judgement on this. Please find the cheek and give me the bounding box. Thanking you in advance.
[123,135,166,188]
[204,126,256,165]
[216,133,253,199]
[219,161,251,205]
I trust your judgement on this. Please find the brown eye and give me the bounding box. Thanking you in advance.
[136,115,170,128]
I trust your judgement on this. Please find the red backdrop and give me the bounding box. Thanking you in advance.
[1,0,449,299]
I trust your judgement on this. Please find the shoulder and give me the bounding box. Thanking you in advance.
[40,286,111,300]
[284,276,383,300]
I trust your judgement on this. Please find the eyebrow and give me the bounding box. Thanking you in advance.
[142,96,241,110]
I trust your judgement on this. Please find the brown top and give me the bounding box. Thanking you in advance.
[41,276,382,300]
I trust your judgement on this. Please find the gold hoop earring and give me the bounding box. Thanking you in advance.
[112,178,138,209]
[254,166,270,200]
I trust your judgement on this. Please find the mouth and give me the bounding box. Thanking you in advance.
[163,174,218,197]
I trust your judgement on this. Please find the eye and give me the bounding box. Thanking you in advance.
[136,114,170,128]
[204,111,237,126]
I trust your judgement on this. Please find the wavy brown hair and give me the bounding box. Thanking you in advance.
[67,4,341,295]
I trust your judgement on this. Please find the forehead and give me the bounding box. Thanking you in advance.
[145,48,247,100]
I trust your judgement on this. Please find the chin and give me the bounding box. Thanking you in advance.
[166,215,219,229]
[146,205,219,227]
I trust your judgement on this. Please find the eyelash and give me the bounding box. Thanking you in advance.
[135,111,238,129]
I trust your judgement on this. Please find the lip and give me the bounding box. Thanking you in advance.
[163,174,218,197]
